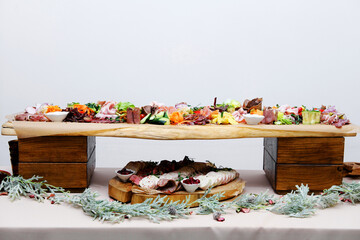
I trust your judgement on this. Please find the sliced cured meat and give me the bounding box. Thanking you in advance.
[157,179,180,194]
[139,175,159,189]
[15,113,49,122]
[129,175,144,185]
[133,107,141,124]
[243,98,262,112]
[232,108,247,123]
[198,170,239,190]
[126,108,134,124]
[124,161,148,174]
[261,107,278,124]
[334,119,350,128]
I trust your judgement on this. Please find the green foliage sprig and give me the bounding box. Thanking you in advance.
[0,175,69,202]
[231,191,276,211]
[54,189,191,223]
[2,175,360,222]
[269,184,340,218]
[193,188,229,214]
[269,184,319,218]
[0,175,191,223]
[323,181,360,204]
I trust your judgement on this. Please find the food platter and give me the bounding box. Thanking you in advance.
[108,176,245,207]
[1,121,358,139]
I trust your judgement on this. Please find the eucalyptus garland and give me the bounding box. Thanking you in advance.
[1,175,360,222]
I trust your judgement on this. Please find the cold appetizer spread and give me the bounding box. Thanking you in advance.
[13,98,350,128]
[117,156,239,194]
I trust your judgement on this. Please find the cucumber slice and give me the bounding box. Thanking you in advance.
[155,111,165,118]
[163,111,169,118]
[159,117,170,125]
[149,117,170,125]
[140,113,151,124]
[149,114,156,121]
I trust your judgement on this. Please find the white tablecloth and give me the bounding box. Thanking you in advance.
[1,166,360,240]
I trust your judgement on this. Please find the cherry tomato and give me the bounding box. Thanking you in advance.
[140,114,146,119]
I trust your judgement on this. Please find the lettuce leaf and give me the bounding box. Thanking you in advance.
[85,103,101,113]
[67,102,80,108]
[224,99,241,109]
[116,102,135,111]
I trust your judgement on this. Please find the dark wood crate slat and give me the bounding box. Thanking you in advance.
[18,162,89,188]
[18,136,95,163]
[276,164,343,191]
[87,136,96,159]
[263,138,278,160]
[15,136,96,189]
[263,137,345,193]
[86,147,96,185]
[264,137,344,165]
[263,148,276,190]
[18,148,96,189]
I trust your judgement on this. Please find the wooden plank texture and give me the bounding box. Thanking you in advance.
[265,137,344,164]
[18,151,95,188]
[2,121,358,139]
[276,164,343,191]
[18,136,95,163]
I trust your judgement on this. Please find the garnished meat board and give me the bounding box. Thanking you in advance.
[108,176,245,206]
[1,121,358,139]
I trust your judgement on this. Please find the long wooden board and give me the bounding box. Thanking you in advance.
[2,121,358,139]
[108,177,245,207]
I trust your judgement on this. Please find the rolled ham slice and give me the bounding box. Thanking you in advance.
[198,170,239,190]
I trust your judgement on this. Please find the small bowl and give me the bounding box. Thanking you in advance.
[0,170,11,184]
[116,169,134,182]
[244,114,264,125]
[45,112,69,122]
[181,179,200,193]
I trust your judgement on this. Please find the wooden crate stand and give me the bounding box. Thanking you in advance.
[14,136,96,189]
[263,137,344,193]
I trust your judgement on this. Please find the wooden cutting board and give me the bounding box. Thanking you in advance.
[108,177,245,207]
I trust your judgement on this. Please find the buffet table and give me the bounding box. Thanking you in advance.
[1,166,360,240]
[1,121,358,193]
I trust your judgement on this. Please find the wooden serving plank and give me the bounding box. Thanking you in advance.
[108,177,245,207]
[2,121,358,139]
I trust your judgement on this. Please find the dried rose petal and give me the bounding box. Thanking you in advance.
[217,217,225,222]
[0,192,8,196]
[240,208,251,213]
[47,193,55,199]
[29,194,35,198]
[268,199,274,205]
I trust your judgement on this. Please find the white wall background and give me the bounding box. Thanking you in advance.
[0,0,359,170]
